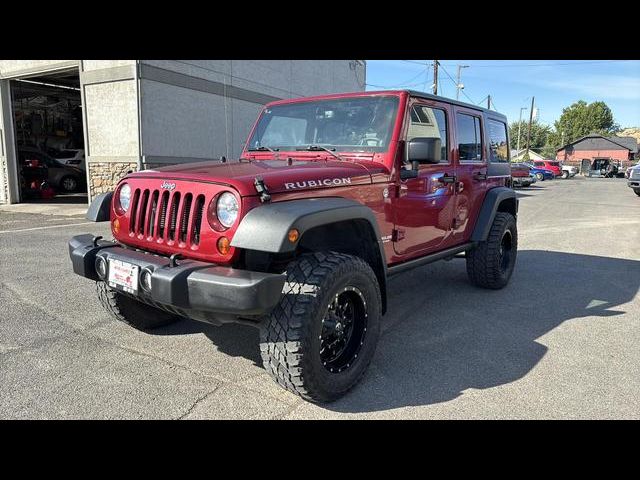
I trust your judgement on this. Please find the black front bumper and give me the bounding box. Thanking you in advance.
[69,234,286,323]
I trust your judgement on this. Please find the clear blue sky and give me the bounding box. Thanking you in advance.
[365,60,640,129]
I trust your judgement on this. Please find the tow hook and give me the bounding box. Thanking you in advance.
[169,253,182,268]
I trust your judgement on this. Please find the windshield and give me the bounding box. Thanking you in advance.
[247,96,400,153]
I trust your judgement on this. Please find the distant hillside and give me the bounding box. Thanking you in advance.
[616,128,640,142]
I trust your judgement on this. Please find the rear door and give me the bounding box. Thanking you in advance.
[449,107,487,244]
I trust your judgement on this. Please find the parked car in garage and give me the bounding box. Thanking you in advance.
[51,148,85,171]
[18,147,86,193]
[531,160,562,177]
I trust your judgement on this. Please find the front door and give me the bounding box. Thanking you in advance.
[393,100,456,257]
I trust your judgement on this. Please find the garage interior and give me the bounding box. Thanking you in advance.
[10,69,87,203]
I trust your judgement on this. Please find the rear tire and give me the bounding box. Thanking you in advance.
[96,281,180,331]
[536,172,544,181]
[562,171,569,179]
[259,252,382,403]
[634,188,640,197]
[466,212,518,289]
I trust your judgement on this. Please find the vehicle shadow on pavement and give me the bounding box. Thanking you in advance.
[153,319,262,364]
[322,250,640,413]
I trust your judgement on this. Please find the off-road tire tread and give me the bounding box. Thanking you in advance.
[466,212,517,289]
[96,281,179,331]
[259,252,380,403]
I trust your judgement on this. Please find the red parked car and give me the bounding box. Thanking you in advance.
[531,160,562,177]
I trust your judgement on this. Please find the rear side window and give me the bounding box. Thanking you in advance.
[407,105,448,163]
[534,161,544,167]
[487,119,509,163]
[456,113,482,162]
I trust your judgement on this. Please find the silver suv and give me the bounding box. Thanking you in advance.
[628,165,640,196]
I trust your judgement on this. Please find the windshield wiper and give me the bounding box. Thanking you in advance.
[296,145,346,162]
[248,146,279,152]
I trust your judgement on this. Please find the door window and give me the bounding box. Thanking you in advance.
[487,119,509,163]
[407,105,449,163]
[456,113,483,162]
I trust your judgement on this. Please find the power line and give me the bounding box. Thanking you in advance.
[439,63,477,104]
[436,60,633,68]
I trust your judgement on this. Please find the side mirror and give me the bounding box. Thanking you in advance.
[400,160,419,180]
[407,137,441,165]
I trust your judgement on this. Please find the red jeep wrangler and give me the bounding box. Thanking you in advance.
[69,90,518,402]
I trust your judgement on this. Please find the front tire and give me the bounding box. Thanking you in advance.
[60,175,78,192]
[634,188,640,197]
[536,172,544,181]
[466,212,518,289]
[259,252,382,403]
[562,171,569,179]
[96,281,181,331]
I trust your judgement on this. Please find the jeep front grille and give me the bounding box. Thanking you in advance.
[129,188,206,248]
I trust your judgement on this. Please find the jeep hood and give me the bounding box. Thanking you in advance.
[127,158,388,196]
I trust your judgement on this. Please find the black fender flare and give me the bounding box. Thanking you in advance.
[470,187,518,242]
[231,197,385,256]
[86,192,112,222]
[231,197,388,312]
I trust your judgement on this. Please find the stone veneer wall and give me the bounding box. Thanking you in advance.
[88,162,138,197]
[87,161,183,197]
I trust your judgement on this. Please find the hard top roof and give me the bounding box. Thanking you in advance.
[265,89,508,122]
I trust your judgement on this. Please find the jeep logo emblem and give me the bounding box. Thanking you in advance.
[161,181,176,191]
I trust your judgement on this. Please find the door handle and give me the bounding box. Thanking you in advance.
[439,173,457,184]
[473,171,487,181]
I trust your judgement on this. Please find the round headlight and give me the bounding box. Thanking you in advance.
[118,183,131,212]
[216,192,239,228]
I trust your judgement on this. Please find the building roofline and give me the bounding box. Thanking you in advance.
[556,133,634,152]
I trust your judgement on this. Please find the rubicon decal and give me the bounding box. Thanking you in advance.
[160,181,176,191]
[284,178,352,190]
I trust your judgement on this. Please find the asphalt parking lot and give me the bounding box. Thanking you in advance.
[1,176,638,419]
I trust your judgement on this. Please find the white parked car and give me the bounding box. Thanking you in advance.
[54,149,85,171]
[560,164,578,179]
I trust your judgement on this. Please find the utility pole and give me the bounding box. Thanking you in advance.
[433,60,439,95]
[525,96,535,158]
[487,95,491,110]
[456,65,468,100]
[516,106,528,158]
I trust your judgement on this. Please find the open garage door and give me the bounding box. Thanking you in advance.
[10,69,87,204]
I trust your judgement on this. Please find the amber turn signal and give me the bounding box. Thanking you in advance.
[217,236,231,255]
[112,218,120,234]
[288,228,299,243]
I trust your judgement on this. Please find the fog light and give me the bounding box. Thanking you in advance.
[217,236,230,255]
[95,256,107,280]
[140,269,153,292]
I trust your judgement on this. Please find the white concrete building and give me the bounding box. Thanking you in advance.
[0,60,366,204]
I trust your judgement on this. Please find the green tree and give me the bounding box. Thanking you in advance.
[509,120,551,151]
[551,100,619,146]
